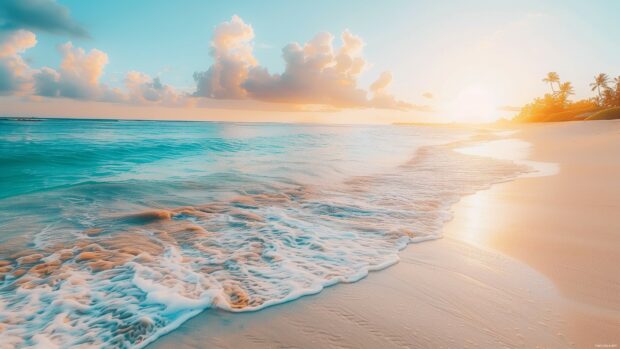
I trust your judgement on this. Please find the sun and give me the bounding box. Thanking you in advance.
[447,85,500,123]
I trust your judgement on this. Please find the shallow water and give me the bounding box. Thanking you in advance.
[0,119,526,348]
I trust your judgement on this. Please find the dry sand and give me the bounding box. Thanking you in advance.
[150,120,620,349]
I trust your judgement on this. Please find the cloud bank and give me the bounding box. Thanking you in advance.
[31,42,186,106]
[1,15,416,112]
[0,0,185,105]
[0,0,89,37]
[194,16,414,111]
[0,29,185,106]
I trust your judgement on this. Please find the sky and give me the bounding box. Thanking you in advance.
[1,0,619,123]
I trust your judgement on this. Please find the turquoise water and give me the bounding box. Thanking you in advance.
[0,119,524,348]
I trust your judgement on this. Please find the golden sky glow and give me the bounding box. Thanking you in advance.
[1,1,619,123]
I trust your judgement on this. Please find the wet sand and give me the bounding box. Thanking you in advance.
[150,120,620,349]
[450,120,620,348]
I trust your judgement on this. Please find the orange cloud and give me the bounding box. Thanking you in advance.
[0,30,36,95]
[193,15,256,99]
[31,41,184,105]
[194,16,413,111]
[33,42,109,99]
[1,16,418,113]
[1,31,183,105]
[368,71,414,111]
[242,30,368,108]
[0,29,36,57]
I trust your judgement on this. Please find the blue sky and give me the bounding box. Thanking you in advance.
[2,0,619,122]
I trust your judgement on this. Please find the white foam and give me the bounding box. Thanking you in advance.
[0,137,528,349]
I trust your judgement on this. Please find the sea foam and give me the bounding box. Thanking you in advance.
[0,120,529,348]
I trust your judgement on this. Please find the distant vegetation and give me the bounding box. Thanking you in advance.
[513,73,620,122]
[586,107,620,121]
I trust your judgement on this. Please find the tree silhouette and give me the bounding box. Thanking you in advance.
[542,72,560,93]
[518,72,620,122]
[557,81,574,107]
[559,81,574,97]
[590,73,610,105]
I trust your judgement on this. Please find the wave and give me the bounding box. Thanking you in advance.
[0,137,528,348]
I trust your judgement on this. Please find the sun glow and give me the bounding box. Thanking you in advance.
[447,85,500,123]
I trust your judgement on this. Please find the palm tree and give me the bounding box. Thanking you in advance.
[601,89,615,107]
[557,81,574,107]
[542,72,560,93]
[609,76,620,107]
[559,82,574,97]
[590,73,610,105]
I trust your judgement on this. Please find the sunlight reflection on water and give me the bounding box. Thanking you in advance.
[455,138,560,178]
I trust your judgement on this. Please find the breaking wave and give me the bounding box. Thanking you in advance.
[0,120,527,348]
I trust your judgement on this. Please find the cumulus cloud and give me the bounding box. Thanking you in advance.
[0,0,89,37]
[33,42,108,99]
[193,15,256,99]
[0,29,36,56]
[0,28,185,106]
[0,29,36,95]
[1,14,415,113]
[243,30,370,108]
[28,43,185,105]
[124,71,187,106]
[194,15,413,111]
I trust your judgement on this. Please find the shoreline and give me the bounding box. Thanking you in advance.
[448,121,620,347]
[150,238,569,349]
[149,120,620,348]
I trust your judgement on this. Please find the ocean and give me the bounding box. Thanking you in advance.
[0,118,526,348]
